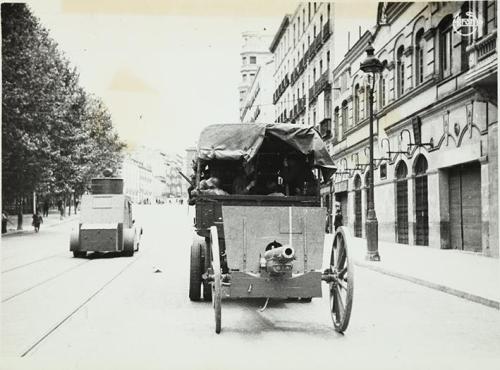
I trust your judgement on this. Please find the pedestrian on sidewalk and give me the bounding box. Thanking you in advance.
[57,199,63,220]
[43,200,49,217]
[32,211,43,233]
[334,207,343,231]
[2,211,13,234]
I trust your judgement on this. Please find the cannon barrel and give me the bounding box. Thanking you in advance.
[264,245,295,262]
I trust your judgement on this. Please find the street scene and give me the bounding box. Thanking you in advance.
[2,1,499,369]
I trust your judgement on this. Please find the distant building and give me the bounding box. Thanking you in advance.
[240,59,275,123]
[238,31,274,115]
[121,146,186,203]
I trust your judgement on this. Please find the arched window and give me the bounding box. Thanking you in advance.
[341,100,348,131]
[415,29,425,85]
[396,161,408,179]
[334,107,340,140]
[414,155,429,246]
[438,15,453,79]
[354,84,360,123]
[396,45,405,97]
[395,160,409,244]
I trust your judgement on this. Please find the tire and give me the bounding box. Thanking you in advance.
[73,251,86,258]
[123,228,135,257]
[210,226,222,334]
[189,241,202,301]
[329,226,354,333]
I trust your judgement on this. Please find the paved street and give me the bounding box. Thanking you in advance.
[1,205,499,370]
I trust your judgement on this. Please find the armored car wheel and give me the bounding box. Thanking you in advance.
[123,228,135,257]
[210,226,222,334]
[329,226,354,333]
[73,251,86,258]
[189,241,203,301]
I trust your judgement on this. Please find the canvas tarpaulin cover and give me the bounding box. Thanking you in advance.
[197,123,336,179]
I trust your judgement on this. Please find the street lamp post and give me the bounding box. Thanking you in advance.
[360,42,382,262]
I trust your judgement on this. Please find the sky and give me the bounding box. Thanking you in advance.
[25,0,292,156]
[25,0,378,156]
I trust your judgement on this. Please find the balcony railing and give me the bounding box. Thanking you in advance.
[477,32,497,61]
[308,70,331,105]
[273,73,290,104]
[322,20,331,43]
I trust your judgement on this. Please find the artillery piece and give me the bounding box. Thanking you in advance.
[188,124,354,334]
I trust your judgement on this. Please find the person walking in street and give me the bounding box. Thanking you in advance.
[32,211,43,233]
[2,211,13,234]
[334,207,343,232]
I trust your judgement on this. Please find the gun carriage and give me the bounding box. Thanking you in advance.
[189,123,354,334]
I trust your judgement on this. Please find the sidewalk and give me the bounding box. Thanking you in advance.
[2,210,78,237]
[325,231,500,309]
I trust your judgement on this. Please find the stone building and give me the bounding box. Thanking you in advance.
[269,2,334,137]
[238,31,274,115]
[327,1,497,257]
[240,59,275,123]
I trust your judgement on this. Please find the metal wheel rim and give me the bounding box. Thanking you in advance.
[210,226,222,334]
[329,227,354,333]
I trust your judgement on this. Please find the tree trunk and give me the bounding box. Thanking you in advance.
[62,195,67,217]
[68,193,71,216]
[16,197,23,230]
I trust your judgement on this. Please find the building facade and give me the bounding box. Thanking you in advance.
[240,59,275,123]
[238,31,274,115]
[269,2,334,143]
[326,1,497,257]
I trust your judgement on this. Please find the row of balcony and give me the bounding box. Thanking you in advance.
[308,69,331,104]
[289,96,306,123]
[276,108,291,123]
[273,74,290,104]
[290,20,331,87]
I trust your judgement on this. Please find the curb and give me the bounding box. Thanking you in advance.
[354,260,500,310]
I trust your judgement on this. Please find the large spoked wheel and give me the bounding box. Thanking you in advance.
[329,226,354,333]
[210,226,222,334]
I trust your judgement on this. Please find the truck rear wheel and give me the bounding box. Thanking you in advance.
[73,251,86,258]
[189,242,202,301]
[123,228,135,257]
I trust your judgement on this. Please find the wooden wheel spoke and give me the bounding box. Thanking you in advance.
[336,246,346,271]
[338,266,348,279]
[333,285,345,319]
[335,277,348,291]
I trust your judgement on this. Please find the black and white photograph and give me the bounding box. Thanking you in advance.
[1,1,499,369]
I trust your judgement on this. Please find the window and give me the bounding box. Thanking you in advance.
[354,84,360,123]
[250,73,255,77]
[314,25,317,38]
[302,9,305,30]
[334,107,340,140]
[439,16,453,78]
[242,56,247,64]
[320,15,323,27]
[379,74,386,108]
[327,51,330,67]
[327,3,331,18]
[314,2,317,13]
[460,3,471,71]
[415,29,425,85]
[484,0,497,34]
[380,163,387,179]
[319,59,323,75]
[341,100,348,131]
[298,16,301,35]
[243,74,247,82]
[396,46,405,97]
[308,3,311,22]
[249,56,257,64]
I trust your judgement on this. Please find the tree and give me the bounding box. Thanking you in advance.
[2,3,125,228]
